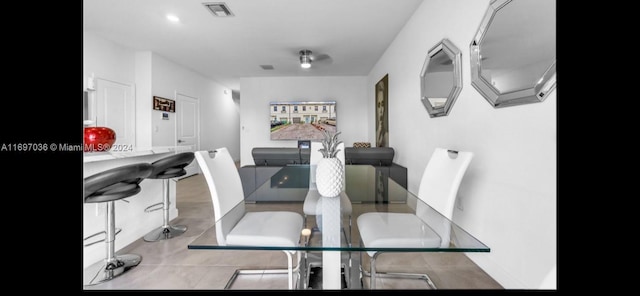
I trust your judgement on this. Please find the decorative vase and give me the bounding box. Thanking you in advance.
[316,157,344,197]
[84,126,116,152]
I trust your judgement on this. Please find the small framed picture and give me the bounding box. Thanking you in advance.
[153,96,175,113]
[162,112,169,120]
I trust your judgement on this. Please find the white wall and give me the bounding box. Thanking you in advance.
[367,0,556,289]
[239,76,368,166]
[83,32,240,159]
[83,30,136,132]
[83,31,135,91]
[135,51,153,147]
[150,53,240,159]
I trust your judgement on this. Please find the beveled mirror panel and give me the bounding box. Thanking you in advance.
[420,38,462,117]
[470,0,556,108]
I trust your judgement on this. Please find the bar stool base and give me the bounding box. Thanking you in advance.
[83,254,142,286]
[143,224,187,242]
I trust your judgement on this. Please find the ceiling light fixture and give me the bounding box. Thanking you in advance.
[166,14,180,23]
[300,50,312,69]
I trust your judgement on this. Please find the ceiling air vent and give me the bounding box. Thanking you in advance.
[260,65,275,70]
[203,2,234,17]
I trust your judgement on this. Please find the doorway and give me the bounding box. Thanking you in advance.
[175,92,199,178]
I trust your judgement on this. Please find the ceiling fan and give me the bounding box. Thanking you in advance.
[298,49,332,69]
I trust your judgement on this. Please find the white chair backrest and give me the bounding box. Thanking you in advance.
[418,148,473,220]
[194,148,245,245]
[309,141,323,166]
[415,148,472,248]
[309,141,345,189]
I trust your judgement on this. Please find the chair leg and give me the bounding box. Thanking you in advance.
[224,250,301,290]
[161,179,171,228]
[348,214,352,247]
[360,251,437,290]
[338,214,352,246]
[84,201,141,286]
[303,213,309,288]
[284,250,294,289]
[284,250,302,289]
[105,201,116,265]
[143,179,187,242]
[370,253,377,289]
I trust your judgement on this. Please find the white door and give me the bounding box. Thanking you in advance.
[175,92,199,178]
[95,78,135,146]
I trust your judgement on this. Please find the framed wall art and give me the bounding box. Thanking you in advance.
[375,74,389,147]
[269,100,337,140]
[153,96,175,113]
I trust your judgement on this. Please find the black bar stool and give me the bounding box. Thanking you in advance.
[83,162,153,286]
[143,152,195,242]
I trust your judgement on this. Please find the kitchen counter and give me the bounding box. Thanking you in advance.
[83,146,191,163]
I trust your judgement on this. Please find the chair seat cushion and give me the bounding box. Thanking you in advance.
[357,212,441,254]
[85,183,141,203]
[226,211,303,247]
[84,163,152,203]
[148,152,195,179]
[303,190,352,215]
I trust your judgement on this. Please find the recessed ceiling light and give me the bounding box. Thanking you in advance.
[166,14,180,23]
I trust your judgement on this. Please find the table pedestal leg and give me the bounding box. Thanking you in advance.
[320,196,341,289]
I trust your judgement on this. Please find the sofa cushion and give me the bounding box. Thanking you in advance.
[252,148,301,166]
[299,148,310,164]
[345,147,394,166]
[353,142,372,148]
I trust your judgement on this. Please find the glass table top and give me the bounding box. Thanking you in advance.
[188,164,489,253]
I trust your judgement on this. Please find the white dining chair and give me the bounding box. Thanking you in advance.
[194,148,304,290]
[302,141,352,243]
[356,148,473,289]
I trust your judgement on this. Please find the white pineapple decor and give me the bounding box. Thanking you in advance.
[316,130,344,197]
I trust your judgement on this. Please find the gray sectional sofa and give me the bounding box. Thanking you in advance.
[239,147,407,202]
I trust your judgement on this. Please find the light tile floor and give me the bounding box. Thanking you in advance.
[84,174,503,290]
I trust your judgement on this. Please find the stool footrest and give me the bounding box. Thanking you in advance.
[83,228,122,247]
[144,202,164,213]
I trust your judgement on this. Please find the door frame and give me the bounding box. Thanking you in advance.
[94,77,136,146]
[174,91,200,178]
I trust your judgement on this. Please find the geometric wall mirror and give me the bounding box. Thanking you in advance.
[420,38,462,117]
[470,0,556,108]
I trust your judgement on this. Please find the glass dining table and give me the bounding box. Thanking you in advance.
[188,164,489,290]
